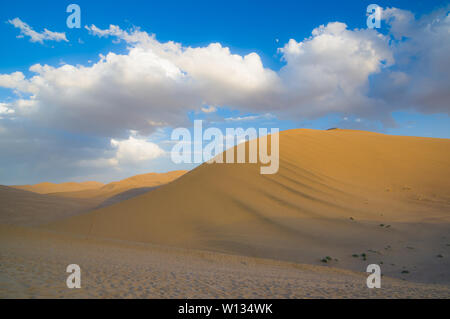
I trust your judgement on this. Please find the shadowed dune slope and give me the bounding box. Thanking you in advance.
[48,129,450,282]
[13,181,104,194]
[49,170,188,200]
[0,171,187,226]
[0,186,100,226]
[96,187,159,209]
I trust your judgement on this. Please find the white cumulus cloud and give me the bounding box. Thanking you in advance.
[0,103,15,118]
[373,7,450,114]
[8,18,68,44]
[278,21,393,119]
[78,134,165,169]
[111,135,165,165]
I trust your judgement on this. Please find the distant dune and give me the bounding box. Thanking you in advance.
[48,170,188,200]
[13,181,104,194]
[0,186,99,226]
[1,170,187,226]
[48,129,450,283]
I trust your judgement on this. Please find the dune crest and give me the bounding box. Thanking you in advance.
[52,170,188,200]
[13,181,104,194]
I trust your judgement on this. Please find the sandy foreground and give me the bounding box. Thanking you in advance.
[1,224,449,299]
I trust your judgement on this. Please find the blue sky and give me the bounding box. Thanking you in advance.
[0,0,449,184]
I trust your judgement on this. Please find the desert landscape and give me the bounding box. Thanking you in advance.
[1,129,449,298]
[1,1,449,303]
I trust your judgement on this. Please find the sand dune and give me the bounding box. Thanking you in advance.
[0,186,100,226]
[48,129,450,284]
[96,187,158,209]
[49,170,188,200]
[0,171,187,226]
[13,181,104,194]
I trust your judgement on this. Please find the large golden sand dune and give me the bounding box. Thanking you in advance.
[48,129,450,283]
